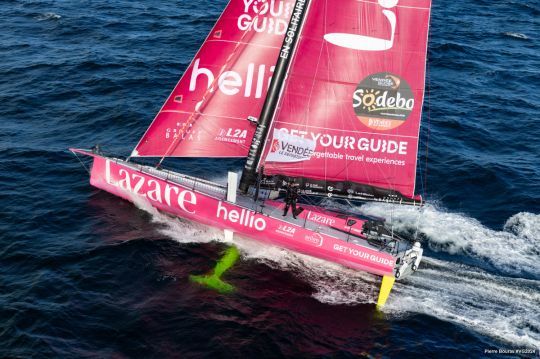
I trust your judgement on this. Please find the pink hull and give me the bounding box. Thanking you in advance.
[84,152,395,277]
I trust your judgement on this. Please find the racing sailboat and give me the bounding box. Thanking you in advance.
[71,0,432,307]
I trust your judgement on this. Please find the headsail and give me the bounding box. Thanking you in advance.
[260,0,432,202]
[132,0,295,158]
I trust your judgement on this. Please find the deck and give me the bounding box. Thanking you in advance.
[114,158,409,257]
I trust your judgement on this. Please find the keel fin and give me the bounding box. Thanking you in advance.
[189,246,240,293]
[376,275,395,309]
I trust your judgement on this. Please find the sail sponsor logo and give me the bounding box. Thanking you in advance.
[215,128,248,144]
[307,211,336,226]
[189,58,274,99]
[276,223,296,237]
[276,128,408,155]
[238,0,293,35]
[333,243,394,267]
[304,232,324,247]
[105,160,197,214]
[271,138,279,152]
[216,201,267,231]
[166,122,202,140]
[353,72,415,131]
[324,0,398,51]
[266,128,316,162]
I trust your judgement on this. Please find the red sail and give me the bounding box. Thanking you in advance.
[262,0,431,199]
[133,0,295,158]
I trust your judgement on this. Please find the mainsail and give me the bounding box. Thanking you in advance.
[132,0,295,158]
[260,0,432,202]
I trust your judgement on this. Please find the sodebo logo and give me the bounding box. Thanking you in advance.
[353,72,415,131]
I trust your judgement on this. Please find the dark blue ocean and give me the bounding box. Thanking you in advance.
[1,0,539,357]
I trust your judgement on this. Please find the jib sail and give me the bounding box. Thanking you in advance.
[132,0,295,158]
[260,0,432,202]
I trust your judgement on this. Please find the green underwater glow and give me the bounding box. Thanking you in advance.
[190,246,240,293]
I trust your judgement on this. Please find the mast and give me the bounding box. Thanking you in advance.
[238,0,310,193]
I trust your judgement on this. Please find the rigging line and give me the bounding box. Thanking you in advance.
[390,7,406,240]
[423,56,431,199]
[412,52,432,241]
[73,152,91,175]
[413,203,422,241]
[155,15,261,168]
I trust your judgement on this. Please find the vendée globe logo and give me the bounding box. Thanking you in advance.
[271,139,280,152]
[352,72,415,131]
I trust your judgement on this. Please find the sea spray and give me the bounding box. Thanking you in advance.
[358,202,540,278]
[385,257,540,348]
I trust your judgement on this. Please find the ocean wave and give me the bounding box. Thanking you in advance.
[503,32,529,40]
[504,212,540,239]
[34,12,61,21]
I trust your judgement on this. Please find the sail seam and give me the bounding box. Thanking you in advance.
[206,39,281,49]
[160,110,245,121]
[273,121,420,139]
[355,0,430,10]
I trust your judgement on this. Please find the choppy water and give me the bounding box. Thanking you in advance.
[1,0,539,357]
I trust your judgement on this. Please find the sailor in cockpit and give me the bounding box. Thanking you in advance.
[282,181,299,219]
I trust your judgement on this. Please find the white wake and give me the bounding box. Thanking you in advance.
[388,257,539,348]
[131,195,540,348]
[360,202,540,278]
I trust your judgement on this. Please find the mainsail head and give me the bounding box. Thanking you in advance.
[260,0,432,202]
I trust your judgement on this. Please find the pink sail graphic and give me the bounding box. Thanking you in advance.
[262,0,432,200]
[133,0,295,158]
